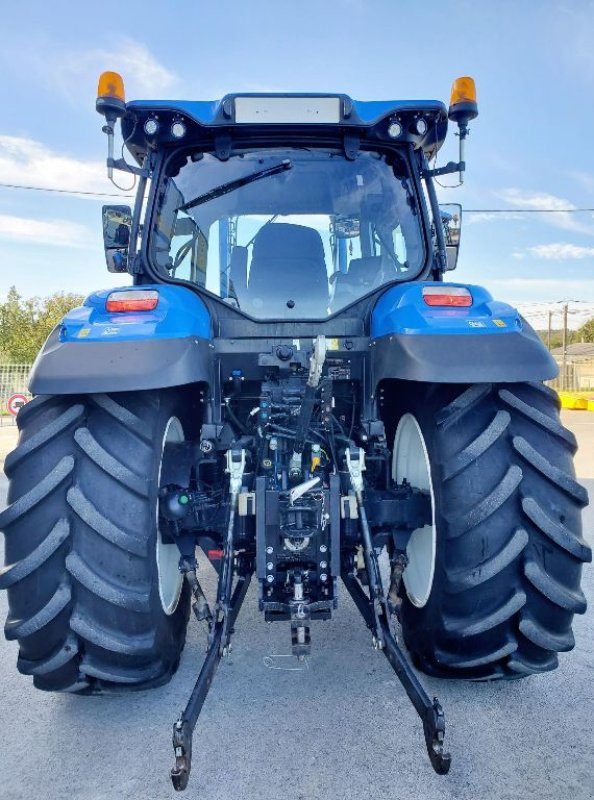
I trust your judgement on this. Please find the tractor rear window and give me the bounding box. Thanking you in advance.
[150,148,425,319]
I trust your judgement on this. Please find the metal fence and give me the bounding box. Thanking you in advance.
[549,358,594,392]
[0,363,33,425]
[1,358,591,419]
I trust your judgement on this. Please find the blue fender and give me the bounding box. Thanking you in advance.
[29,285,214,395]
[370,283,557,384]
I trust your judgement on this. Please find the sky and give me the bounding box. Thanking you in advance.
[1,0,593,330]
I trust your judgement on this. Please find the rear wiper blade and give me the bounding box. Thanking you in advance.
[178,160,293,213]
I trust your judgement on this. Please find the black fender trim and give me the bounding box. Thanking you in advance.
[29,329,213,395]
[371,327,557,385]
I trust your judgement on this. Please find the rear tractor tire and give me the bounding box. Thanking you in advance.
[0,391,191,693]
[389,381,591,680]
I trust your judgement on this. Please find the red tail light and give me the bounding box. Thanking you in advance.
[106,290,159,312]
[422,286,472,307]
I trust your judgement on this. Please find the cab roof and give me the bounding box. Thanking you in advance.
[122,93,448,164]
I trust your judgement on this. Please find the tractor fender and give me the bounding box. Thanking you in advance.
[370,283,557,384]
[29,285,214,395]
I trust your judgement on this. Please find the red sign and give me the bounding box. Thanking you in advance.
[7,393,28,416]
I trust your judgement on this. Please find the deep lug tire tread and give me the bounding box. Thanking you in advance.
[398,381,590,681]
[0,391,191,693]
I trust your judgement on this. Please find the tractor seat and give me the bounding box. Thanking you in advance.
[331,256,382,309]
[245,223,329,317]
[347,256,382,286]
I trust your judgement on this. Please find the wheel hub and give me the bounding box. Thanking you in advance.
[157,417,185,615]
[393,413,436,608]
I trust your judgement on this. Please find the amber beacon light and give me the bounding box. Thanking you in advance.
[96,71,127,181]
[444,76,478,184]
[448,76,478,125]
[96,71,126,117]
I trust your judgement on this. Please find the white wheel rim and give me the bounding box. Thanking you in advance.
[156,417,185,615]
[392,413,436,608]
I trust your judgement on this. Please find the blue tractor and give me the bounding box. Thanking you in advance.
[1,74,590,790]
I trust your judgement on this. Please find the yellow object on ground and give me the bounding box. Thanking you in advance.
[558,392,589,410]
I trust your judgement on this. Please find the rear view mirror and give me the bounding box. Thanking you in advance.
[102,204,132,273]
[333,215,360,239]
[439,204,462,271]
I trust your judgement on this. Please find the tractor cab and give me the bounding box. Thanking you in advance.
[97,82,475,320]
[150,146,424,319]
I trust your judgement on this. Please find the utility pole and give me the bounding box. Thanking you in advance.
[562,303,568,391]
[547,310,552,351]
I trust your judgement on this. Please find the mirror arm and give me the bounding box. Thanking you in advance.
[422,160,465,179]
[422,121,470,182]
[127,170,148,275]
[101,111,149,179]
[421,155,448,276]
[107,157,149,178]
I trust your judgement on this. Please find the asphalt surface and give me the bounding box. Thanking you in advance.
[0,420,593,800]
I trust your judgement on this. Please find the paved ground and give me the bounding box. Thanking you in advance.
[0,424,17,470]
[566,409,594,479]
[0,414,593,800]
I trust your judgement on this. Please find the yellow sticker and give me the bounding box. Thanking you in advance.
[328,338,340,350]
[77,328,91,338]
[492,319,507,328]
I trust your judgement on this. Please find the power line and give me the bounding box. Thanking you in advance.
[466,209,594,214]
[465,208,594,214]
[0,182,134,198]
[0,180,593,212]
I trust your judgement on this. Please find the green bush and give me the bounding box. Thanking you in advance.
[0,286,84,363]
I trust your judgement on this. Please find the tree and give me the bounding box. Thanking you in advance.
[535,328,582,351]
[577,317,594,343]
[0,286,85,363]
